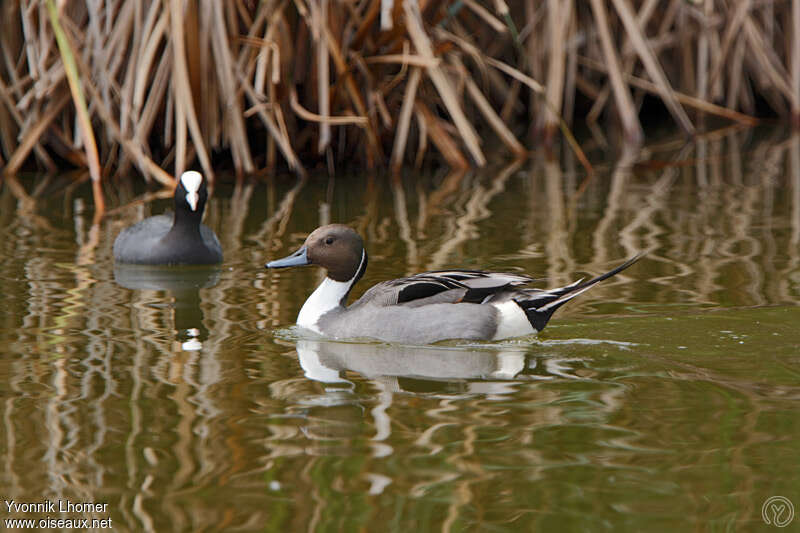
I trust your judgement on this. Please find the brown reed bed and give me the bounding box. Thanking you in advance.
[1,0,799,205]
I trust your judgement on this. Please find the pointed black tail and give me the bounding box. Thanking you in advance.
[516,253,644,332]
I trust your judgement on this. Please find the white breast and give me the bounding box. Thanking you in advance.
[297,277,351,333]
[296,250,365,333]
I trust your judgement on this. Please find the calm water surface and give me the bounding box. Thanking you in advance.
[2,130,800,531]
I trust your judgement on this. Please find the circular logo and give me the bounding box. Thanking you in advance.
[762,496,795,527]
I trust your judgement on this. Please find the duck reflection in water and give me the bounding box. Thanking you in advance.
[294,339,530,393]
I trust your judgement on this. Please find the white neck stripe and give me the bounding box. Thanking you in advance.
[352,250,366,283]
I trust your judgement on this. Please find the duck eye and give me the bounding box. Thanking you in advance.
[325,237,334,245]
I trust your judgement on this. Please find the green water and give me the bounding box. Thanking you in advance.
[2,131,800,531]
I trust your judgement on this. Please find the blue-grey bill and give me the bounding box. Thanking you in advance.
[266,246,309,268]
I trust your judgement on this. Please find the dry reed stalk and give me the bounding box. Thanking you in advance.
[73,49,175,186]
[452,57,526,157]
[792,0,800,124]
[316,13,384,165]
[0,77,57,174]
[239,77,306,176]
[727,37,746,112]
[352,0,381,51]
[611,0,694,136]
[380,0,394,30]
[3,0,800,183]
[253,17,282,170]
[314,0,331,154]
[170,0,213,181]
[415,102,468,169]
[131,5,169,122]
[413,107,429,167]
[743,14,795,103]
[579,56,760,126]
[4,92,70,176]
[208,0,255,176]
[363,54,439,68]
[463,0,507,34]
[707,0,750,99]
[625,1,690,112]
[131,53,170,155]
[482,56,592,174]
[542,0,570,138]
[45,0,104,215]
[588,0,644,144]
[289,88,368,126]
[391,66,422,172]
[562,7,577,127]
[404,0,485,166]
[695,0,711,106]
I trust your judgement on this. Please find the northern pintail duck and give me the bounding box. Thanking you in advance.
[266,224,641,344]
[113,171,223,265]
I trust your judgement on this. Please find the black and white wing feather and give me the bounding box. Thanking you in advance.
[350,270,537,308]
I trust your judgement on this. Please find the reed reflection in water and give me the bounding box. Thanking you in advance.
[1,129,800,530]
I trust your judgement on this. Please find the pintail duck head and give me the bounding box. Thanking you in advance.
[266,224,368,284]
